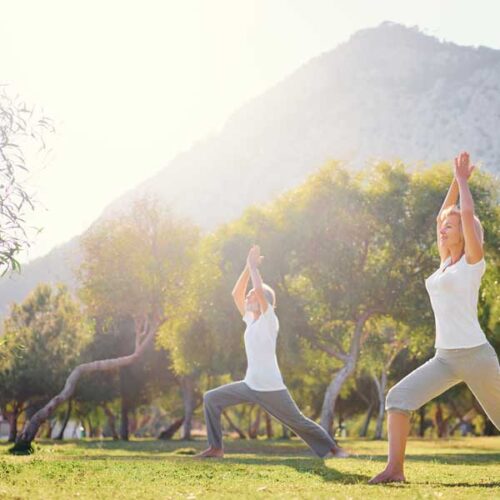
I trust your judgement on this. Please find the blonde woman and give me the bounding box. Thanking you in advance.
[370,152,500,484]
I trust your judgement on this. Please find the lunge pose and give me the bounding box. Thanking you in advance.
[370,152,500,484]
[196,245,347,459]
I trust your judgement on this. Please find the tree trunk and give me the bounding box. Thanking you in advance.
[10,317,159,454]
[45,421,53,439]
[319,310,373,436]
[135,413,152,436]
[7,405,20,443]
[158,417,185,440]
[265,412,273,439]
[87,417,96,438]
[222,410,246,439]
[373,371,387,440]
[55,399,72,440]
[247,404,255,436]
[434,403,448,438]
[180,375,196,440]
[129,408,137,435]
[320,361,354,435]
[418,406,426,437]
[120,399,129,441]
[102,403,119,440]
[280,424,290,440]
[359,403,374,438]
[249,407,261,439]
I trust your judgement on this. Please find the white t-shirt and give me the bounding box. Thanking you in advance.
[242,305,286,391]
[425,255,488,349]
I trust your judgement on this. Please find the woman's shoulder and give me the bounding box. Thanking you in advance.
[461,255,486,275]
[462,254,486,267]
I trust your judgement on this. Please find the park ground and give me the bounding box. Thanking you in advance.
[0,437,499,499]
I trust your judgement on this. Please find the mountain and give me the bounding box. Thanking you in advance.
[1,21,500,315]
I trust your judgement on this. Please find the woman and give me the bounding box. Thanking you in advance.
[196,245,347,459]
[370,151,500,484]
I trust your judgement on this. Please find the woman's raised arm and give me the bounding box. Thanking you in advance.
[454,152,483,264]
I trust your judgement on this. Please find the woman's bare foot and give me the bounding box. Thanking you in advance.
[194,447,224,459]
[324,444,350,459]
[368,466,405,484]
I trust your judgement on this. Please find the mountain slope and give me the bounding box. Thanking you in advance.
[2,22,499,315]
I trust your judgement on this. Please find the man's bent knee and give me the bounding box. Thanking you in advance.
[203,390,217,407]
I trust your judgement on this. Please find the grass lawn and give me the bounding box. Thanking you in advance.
[0,437,499,499]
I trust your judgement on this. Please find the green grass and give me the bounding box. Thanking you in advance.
[0,437,499,499]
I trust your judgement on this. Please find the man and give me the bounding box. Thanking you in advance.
[196,245,348,459]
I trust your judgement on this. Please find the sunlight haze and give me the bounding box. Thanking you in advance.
[2,0,500,261]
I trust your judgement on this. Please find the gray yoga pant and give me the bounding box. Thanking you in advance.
[203,381,336,457]
[386,342,500,429]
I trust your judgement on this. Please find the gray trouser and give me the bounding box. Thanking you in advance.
[203,381,336,457]
[386,342,500,429]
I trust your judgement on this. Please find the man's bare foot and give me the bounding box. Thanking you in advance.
[368,467,405,484]
[324,445,350,459]
[194,447,224,459]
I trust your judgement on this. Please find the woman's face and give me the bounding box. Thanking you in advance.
[439,214,463,249]
[245,289,260,312]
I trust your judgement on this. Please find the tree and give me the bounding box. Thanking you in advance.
[0,284,92,442]
[10,198,198,453]
[73,314,175,441]
[360,317,409,439]
[0,90,54,274]
[158,236,238,439]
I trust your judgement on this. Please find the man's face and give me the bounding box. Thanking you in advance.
[245,289,259,312]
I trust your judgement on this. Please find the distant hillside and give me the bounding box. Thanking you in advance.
[2,21,500,315]
[0,237,81,317]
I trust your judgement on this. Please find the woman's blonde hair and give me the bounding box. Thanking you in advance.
[440,205,484,243]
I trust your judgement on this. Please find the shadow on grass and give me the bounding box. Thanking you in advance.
[28,438,318,456]
[223,455,369,484]
[32,451,370,485]
[5,439,499,464]
[5,440,369,484]
[438,481,500,488]
[355,452,500,465]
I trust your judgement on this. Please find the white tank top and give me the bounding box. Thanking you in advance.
[425,255,488,349]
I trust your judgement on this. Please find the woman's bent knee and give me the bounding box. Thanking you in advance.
[385,386,414,415]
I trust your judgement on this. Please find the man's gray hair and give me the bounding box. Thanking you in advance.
[262,283,276,307]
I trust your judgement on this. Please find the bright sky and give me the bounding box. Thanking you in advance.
[3,0,500,262]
